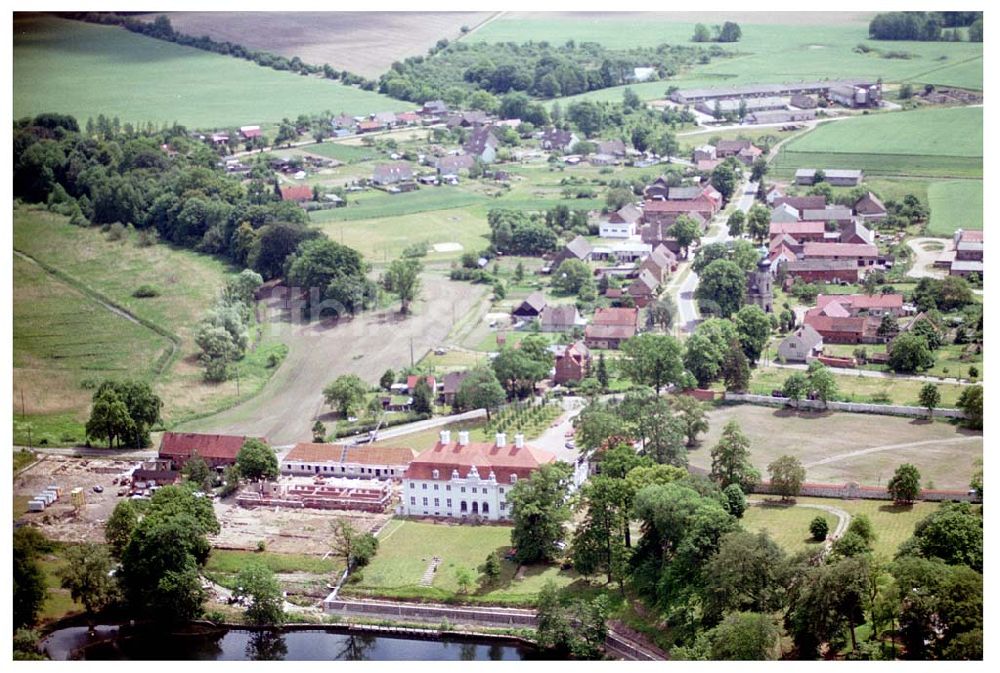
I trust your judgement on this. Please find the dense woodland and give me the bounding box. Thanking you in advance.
[868,11,983,42]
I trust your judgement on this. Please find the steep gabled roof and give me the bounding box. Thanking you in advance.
[159,432,260,462]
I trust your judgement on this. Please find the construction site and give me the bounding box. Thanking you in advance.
[15,456,393,554]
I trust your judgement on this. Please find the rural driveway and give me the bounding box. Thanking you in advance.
[180,272,488,446]
[906,237,950,279]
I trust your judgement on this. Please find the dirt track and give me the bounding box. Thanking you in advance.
[180,271,488,446]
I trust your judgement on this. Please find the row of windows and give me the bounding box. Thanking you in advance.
[409,497,508,513]
[410,482,506,495]
[284,464,396,475]
[427,470,519,484]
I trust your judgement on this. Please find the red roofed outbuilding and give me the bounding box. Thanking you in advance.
[280,185,313,202]
[159,432,265,468]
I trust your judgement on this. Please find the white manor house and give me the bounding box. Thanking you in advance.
[399,430,556,521]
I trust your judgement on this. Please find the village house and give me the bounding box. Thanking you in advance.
[539,304,585,333]
[373,111,398,128]
[769,221,827,242]
[540,127,579,152]
[435,154,476,174]
[599,217,637,239]
[357,120,382,133]
[607,202,643,227]
[795,169,864,187]
[584,307,640,349]
[772,195,827,215]
[372,162,415,186]
[279,185,313,203]
[158,432,263,469]
[765,187,784,205]
[804,305,877,345]
[642,198,716,228]
[639,221,685,255]
[637,245,676,282]
[596,139,627,158]
[400,430,556,521]
[591,241,652,263]
[463,126,499,163]
[421,100,448,116]
[853,191,887,222]
[802,242,878,267]
[440,371,471,407]
[552,235,594,268]
[512,291,547,318]
[692,145,717,163]
[239,125,262,140]
[715,138,759,159]
[777,324,824,363]
[771,203,802,224]
[643,175,673,201]
[814,293,905,318]
[627,268,661,307]
[406,374,437,394]
[553,341,591,385]
[281,444,417,480]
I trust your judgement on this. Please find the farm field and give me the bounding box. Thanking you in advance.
[743,498,941,558]
[927,180,983,235]
[166,11,494,78]
[13,14,409,129]
[343,519,584,605]
[691,404,982,490]
[498,14,984,106]
[12,207,284,445]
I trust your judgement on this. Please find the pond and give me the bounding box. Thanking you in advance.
[44,625,539,661]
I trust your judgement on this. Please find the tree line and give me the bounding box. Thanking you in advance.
[868,12,983,42]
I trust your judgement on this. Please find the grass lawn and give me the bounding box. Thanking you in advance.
[13,15,409,129]
[371,420,489,452]
[742,497,940,558]
[13,449,37,473]
[748,365,966,407]
[13,206,285,444]
[691,403,981,490]
[345,519,587,605]
[206,549,341,575]
[302,141,385,164]
[741,502,834,554]
[37,550,84,623]
[927,180,983,235]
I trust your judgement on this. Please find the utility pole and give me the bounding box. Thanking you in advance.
[410,337,414,368]
[20,388,26,420]
[236,367,241,397]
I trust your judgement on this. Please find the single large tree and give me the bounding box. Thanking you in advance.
[323,374,368,417]
[696,259,746,318]
[670,215,702,258]
[957,385,983,430]
[887,463,922,504]
[509,462,573,563]
[619,333,684,394]
[710,420,759,492]
[331,518,379,569]
[383,258,423,314]
[767,455,806,501]
[702,531,788,624]
[571,476,633,590]
[85,387,134,449]
[918,383,941,419]
[672,394,710,446]
[236,438,279,482]
[727,210,746,238]
[234,562,285,626]
[57,543,119,624]
[455,366,505,419]
[733,304,771,363]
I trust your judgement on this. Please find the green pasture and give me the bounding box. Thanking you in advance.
[927,180,983,235]
[13,15,409,129]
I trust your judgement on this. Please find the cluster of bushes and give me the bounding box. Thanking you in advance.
[378,39,724,104]
[195,269,263,382]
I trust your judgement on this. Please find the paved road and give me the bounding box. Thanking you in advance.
[906,237,950,279]
[335,408,487,448]
[672,179,757,333]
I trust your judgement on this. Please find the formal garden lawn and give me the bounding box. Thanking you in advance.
[344,519,586,605]
[13,206,286,445]
[927,180,983,235]
[691,403,981,490]
[13,14,408,129]
[740,502,835,554]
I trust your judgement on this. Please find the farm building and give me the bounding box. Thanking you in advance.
[158,432,263,469]
[802,242,878,266]
[584,307,640,349]
[400,430,556,521]
[777,324,825,363]
[440,371,472,406]
[853,192,887,222]
[781,258,860,285]
[239,125,262,139]
[552,235,594,268]
[462,126,499,163]
[795,169,864,186]
[281,443,417,480]
[769,221,827,242]
[627,268,661,307]
[512,291,547,318]
[746,109,817,124]
[540,127,579,152]
[773,195,827,214]
[539,304,585,332]
[669,79,877,104]
[695,96,786,117]
[372,163,414,185]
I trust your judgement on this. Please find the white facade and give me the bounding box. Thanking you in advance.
[282,458,409,480]
[599,220,637,239]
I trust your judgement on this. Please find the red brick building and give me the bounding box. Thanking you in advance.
[554,341,591,385]
[158,432,263,469]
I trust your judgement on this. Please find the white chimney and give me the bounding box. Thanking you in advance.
[458,431,470,446]
[496,432,507,447]
[514,433,525,449]
[440,430,451,445]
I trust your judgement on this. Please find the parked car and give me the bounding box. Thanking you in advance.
[92,485,104,493]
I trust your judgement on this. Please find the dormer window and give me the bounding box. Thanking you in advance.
[510,474,518,484]
[432,469,440,480]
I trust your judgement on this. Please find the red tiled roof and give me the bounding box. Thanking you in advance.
[816,293,903,310]
[407,375,436,391]
[592,307,639,327]
[960,230,984,243]
[802,242,878,258]
[405,440,555,482]
[644,198,714,213]
[280,185,313,202]
[770,221,825,236]
[585,323,637,340]
[804,314,867,335]
[285,443,416,465]
[159,432,260,461]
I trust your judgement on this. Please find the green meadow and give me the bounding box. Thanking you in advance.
[927,180,983,235]
[13,15,409,129]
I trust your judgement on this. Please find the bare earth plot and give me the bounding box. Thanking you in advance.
[180,271,489,446]
[166,11,495,78]
[689,405,981,490]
